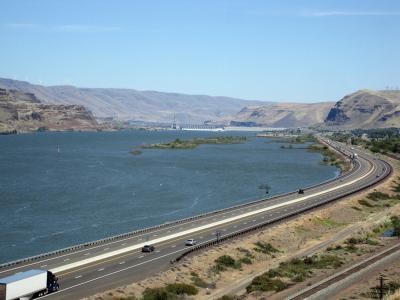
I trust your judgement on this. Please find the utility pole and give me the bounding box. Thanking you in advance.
[378,275,386,300]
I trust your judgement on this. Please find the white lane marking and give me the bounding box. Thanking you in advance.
[41,265,47,268]
[121,243,127,246]
[84,253,90,256]
[47,160,374,273]
[97,268,104,272]
[63,259,70,262]
[156,250,161,253]
[103,248,109,251]
[119,261,125,265]
[138,255,144,259]
[171,245,176,248]
[41,247,189,299]
[75,275,82,279]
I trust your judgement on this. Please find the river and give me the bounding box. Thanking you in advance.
[0,130,339,263]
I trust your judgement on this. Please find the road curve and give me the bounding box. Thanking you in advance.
[0,137,392,300]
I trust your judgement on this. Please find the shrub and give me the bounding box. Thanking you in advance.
[215,255,236,267]
[214,255,241,271]
[254,241,279,254]
[367,191,390,201]
[239,257,253,265]
[247,276,288,293]
[190,273,208,288]
[358,199,374,207]
[142,287,174,300]
[165,283,198,295]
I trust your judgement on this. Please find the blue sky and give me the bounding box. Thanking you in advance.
[0,0,399,102]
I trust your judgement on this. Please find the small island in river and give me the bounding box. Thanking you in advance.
[141,136,247,149]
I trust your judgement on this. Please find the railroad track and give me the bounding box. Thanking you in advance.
[289,242,400,300]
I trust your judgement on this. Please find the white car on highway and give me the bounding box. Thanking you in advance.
[185,239,197,246]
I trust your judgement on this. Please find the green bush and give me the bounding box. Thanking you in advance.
[247,276,288,293]
[142,287,175,300]
[254,241,279,255]
[239,257,253,265]
[358,199,374,207]
[165,283,198,295]
[190,273,208,288]
[367,192,391,201]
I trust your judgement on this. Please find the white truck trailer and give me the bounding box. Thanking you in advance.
[0,269,59,300]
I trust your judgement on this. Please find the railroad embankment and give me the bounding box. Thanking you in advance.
[83,155,399,300]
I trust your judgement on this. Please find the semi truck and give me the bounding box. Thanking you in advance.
[0,270,59,300]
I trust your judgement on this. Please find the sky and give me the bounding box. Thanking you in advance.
[0,0,399,102]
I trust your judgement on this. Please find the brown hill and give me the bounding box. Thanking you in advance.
[324,89,400,129]
[0,88,99,133]
[0,78,267,123]
[229,102,334,127]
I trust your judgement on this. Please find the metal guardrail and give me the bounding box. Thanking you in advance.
[0,138,357,270]
[173,157,392,263]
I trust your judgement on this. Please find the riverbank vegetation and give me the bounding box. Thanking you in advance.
[331,128,400,155]
[141,136,247,149]
[307,143,346,170]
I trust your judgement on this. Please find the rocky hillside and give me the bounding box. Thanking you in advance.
[324,90,400,129]
[229,102,334,127]
[0,78,266,123]
[0,88,99,133]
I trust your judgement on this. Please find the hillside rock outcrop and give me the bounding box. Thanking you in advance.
[0,88,99,133]
[324,90,400,129]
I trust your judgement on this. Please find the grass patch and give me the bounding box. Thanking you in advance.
[141,283,198,300]
[246,254,344,293]
[362,280,400,299]
[358,199,375,208]
[217,296,241,300]
[141,136,247,150]
[239,257,253,265]
[190,272,208,288]
[312,216,344,229]
[214,255,242,272]
[246,276,288,293]
[351,206,362,211]
[367,191,391,202]
[253,241,280,255]
[266,255,343,281]
[307,142,345,170]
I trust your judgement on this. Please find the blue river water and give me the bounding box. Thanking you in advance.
[0,131,339,263]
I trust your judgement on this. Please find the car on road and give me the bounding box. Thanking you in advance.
[185,239,197,246]
[141,245,155,252]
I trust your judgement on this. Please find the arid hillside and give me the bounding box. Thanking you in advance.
[229,102,334,127]
[0,88,99,133]
[324,89,400,129]
[0,78,266,123]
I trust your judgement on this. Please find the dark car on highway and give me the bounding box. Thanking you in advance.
[141,245,155,252]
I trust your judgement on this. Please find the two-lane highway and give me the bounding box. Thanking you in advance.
[0,137,392,299]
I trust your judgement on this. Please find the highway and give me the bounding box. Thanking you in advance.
[0,137,392,300]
